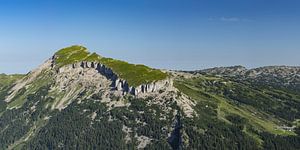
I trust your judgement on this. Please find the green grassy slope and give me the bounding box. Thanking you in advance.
[174,74,300,148]
[0,74,24,89]
[6,71,53,109]
[0,74,25,114]
[54,45,168,87]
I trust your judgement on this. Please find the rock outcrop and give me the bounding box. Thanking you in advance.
[53,59,171,96]
[113,78,171,95]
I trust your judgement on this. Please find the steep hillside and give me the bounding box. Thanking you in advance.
[0,46,299,150]
[172,71,300,149]
[0,74,25,114]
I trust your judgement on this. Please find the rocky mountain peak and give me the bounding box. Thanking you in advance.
[51,45,168,87]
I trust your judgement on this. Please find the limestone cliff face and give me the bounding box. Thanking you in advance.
[113,78,171,95]
[54,60,171,96]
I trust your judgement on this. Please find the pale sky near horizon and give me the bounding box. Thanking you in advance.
[0,0,300,74]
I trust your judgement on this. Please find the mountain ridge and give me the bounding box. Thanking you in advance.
[52,45,168,87]
[0,46,300,149]
[198,65,300,76]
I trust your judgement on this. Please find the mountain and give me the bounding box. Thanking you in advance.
[197,65,300,93]
[0,46,300,150]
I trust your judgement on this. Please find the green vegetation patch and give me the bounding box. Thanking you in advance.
[0,74,24,88]
[100,58,167,87]
[55,45,90,67]
[54,45,168,87]
[7,70,54,109]
[0,74,25,112]
[174,77,296,136]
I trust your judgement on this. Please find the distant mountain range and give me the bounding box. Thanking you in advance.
[0,46,299,150]
[196,65,300,93]
[199,65,300,77]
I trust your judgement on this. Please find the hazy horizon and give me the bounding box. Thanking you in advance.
[1,0,300,74]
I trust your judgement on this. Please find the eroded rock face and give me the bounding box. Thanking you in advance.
[113,78,171,95]
[5,55,195,117]
[54,60,171,96]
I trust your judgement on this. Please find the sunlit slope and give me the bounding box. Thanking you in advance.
[174,74,300,147]
[54,45,168,87]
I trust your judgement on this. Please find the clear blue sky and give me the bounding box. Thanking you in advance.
[0,0,300,74]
